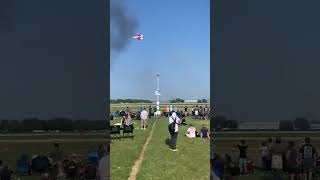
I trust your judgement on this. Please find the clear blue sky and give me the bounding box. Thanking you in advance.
[110,0,210,101]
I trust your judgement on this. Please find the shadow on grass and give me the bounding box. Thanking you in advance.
[165,138,171,148]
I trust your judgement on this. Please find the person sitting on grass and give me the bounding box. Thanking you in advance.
[200,125,210,139]
[180,117,187,126]
[185,125,196,138]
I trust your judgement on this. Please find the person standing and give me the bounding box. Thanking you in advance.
[140,108,148,130]
[270,137,285,180]
[191,106,194,116]
[49,142,64,163]
[261,142,269,170]
[286,141,298,180]
[126,107,130,115]
[299,137,317,180]
[168,112,181,151]
[266,138,273,170]
[237,140,248,175]
[148,106,153,118]
[98,144,109,180]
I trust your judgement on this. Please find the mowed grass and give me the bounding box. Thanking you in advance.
[110,118,156,180]
[111,117,210,180]
[213,132,320,179]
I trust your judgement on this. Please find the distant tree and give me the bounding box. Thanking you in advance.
[279,120,294,131]
[294,118,310,130]
[45,118,74,131]
[8,120,23,132]
[310,120,320,124]
[213,115,227,129]
[1,118,107,132]
[110,99,152,104]
[170,98,185,103]
[22,118,43,131]
[225,120,238,129]
[197,99,208,103]
[0,120,9,131]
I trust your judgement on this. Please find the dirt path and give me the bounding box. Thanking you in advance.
[128,119,158,180]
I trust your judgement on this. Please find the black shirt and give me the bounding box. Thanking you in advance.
[201,128,208,138]
[238,144,248,158]
[299,144,316,159]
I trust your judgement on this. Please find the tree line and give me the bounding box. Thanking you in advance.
[111,99,152,104]
[169,98,208,103]
[279,118,317,131]
[213,115,319,131]
[0,118,106,132]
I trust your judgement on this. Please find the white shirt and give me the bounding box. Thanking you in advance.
[168,113,180,132]
[187,127,196,138]
[140,110,148,120]
[98,155,109,179]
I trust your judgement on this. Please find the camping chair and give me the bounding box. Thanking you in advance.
[16,154,30,175]
[87,148,98,164]
[122,124,134,138]
[110,125,121,139]
[31,155,50,174]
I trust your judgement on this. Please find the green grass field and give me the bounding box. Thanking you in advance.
[110,117,210,180]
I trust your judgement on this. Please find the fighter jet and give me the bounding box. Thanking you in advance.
[132,33,143,41]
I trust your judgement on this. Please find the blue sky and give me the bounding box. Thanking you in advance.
[110,0,210,100]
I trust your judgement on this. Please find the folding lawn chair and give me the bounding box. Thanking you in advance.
[16,154,30,175]
[122,124,134,138]
[110,125,121,139]
[87,148,98,164]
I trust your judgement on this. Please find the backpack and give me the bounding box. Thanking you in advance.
[286,149,298,168]
[84,163,97,179]
[168,118,176,134]
[65,160,77,178]
[303,145,313,159]
[261,146,269,158]
[31,156,49,173]
[271,155,283,170]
